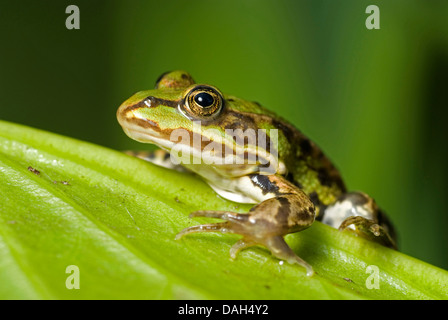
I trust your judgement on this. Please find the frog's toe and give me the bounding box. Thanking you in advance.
[339,216,397,249]
[262,236,315,277]
[175,221,232,240]
[175,210,249,240]
[230,236,314,277]
[177,209,315,277]
[189,210,248,223]
[339,216,374,232]
[229,238,257,259]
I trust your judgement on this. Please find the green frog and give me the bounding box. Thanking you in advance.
[117,71,397,277]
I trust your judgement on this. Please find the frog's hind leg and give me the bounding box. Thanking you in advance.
[124,149,187,172]
[176,175,316,277]
[176,206,315,276]
[320,192,397,249]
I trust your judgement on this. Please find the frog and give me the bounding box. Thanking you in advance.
[117,71,397,277]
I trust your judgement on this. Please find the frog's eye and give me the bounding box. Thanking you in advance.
[184,85,223,119]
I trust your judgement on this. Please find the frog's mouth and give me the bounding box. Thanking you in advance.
[119,118,177,151]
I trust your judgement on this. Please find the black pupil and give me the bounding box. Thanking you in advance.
[194,92,214,108]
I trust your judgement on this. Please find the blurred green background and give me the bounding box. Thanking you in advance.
[1,0,447,270]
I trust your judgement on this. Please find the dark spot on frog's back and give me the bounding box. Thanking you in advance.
[317,166,345,191]
[299,138,313,156]
[270,118,296,142]
[308,191,320,206]
[317,168,333,187]
[285,172,303,188]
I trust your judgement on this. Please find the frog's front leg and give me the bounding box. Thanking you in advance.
[175,174,316,276]
[124,149,187,172]
[320,192,397,249]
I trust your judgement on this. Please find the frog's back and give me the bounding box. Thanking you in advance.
[273,117,347,207]
[225,96,346,207]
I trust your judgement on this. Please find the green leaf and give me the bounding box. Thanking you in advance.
[0,120,447,299]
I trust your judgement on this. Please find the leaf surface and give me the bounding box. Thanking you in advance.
[0,120,447,299]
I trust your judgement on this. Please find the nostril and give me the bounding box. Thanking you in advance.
[144,97,154,108]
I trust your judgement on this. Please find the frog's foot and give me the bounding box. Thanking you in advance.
[175,196,315,277]
[124,149,187,172]
[339,216,381,235]
[338,216,397,249]
[321,192,397,249]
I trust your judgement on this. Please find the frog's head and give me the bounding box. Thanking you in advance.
[117,71,283,177]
